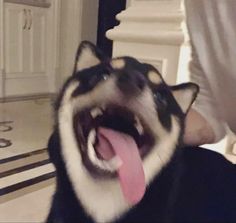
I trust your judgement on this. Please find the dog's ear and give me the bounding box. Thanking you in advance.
[73,41,107,73]
[171,83,199,114]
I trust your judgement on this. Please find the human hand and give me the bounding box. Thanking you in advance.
[183,109,215,146]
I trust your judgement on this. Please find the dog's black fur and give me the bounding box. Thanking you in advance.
[47,42,236,223]
[48,132,236,222]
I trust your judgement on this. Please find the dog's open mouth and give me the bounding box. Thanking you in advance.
[73,105,155,204]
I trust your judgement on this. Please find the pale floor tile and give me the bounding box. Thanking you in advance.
[0,184,55,223]
[0,99,53,159]
[0,163,54,189]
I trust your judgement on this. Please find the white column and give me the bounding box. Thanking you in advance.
[106,0,185,85]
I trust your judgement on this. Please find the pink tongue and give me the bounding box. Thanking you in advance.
[96,127,146,205]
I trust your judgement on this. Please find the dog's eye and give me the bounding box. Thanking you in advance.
[88,73,109,87]
[153,92,167,107]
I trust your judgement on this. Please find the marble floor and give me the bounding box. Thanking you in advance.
[0,184,55,222]
[0,98,53,159]
[0,98,55,222]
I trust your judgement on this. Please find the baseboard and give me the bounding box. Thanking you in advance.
[0,93,56,103]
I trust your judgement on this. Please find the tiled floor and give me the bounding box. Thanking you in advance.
[0,99,53,159]
[0,184,55,222]
[0,99,55,222]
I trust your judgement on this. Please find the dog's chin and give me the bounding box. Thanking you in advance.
[73,104,155,177]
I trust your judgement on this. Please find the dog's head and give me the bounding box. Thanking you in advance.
[55,41,198,222]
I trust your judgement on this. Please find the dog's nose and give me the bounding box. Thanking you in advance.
[117,71,146,95]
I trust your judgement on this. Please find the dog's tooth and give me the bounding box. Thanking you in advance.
[136,123,144,135]
[90,108,103,118]
[88,129,96,145]
[135,117,144,135]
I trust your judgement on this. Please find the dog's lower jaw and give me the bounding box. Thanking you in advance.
[58,96,180,223]
[59,100,129,223]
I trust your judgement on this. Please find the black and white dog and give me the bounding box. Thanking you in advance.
[47,41,236,223]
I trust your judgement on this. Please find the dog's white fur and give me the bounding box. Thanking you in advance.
[76,47,100,71]
[58,78,181,223]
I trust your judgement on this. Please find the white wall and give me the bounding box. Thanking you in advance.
[81,0,98,42]
[59,0,98,86]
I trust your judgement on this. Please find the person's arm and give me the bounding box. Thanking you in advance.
[184,109,215,146]
[183,45,226,146]
[183,0,228,146]
[183,0,227,146]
